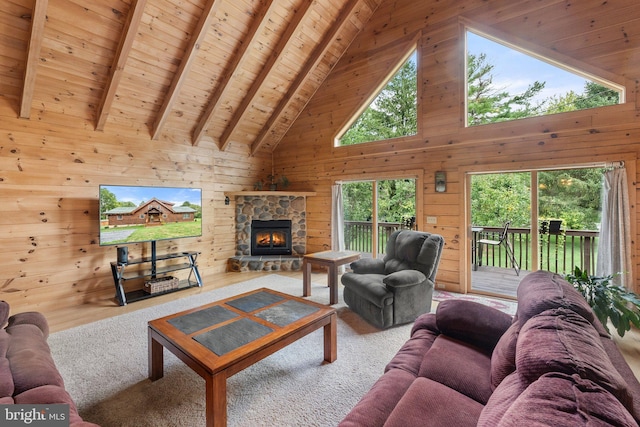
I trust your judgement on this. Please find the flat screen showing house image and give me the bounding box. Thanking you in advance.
[99,185,202,246]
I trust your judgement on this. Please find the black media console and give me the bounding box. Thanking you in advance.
[110,242,202,305]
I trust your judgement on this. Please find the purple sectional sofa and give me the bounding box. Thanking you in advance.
[340,270,640,426]
[0,301,99,427]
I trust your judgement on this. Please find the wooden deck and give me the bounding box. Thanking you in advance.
[471,266,531,299]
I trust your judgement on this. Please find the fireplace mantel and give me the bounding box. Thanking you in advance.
[225,191,316,197]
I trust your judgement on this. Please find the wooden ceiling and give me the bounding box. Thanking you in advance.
[1,0,380,154]
[3,0,640,158]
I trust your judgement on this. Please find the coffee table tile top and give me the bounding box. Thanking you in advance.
[168,305,239,335]
[254,299,320,327]
[166,290,320,356]
[226,291,284,312]
[193,317,274,356]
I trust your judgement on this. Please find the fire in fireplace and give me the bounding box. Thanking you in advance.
[251,220,292,256]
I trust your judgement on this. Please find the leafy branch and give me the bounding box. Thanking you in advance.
[565,266,640,337]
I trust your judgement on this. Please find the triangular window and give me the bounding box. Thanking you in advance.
[466,30,623,126]
[338,50,417,146]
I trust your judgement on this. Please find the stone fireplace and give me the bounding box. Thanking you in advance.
[227,192,315,272]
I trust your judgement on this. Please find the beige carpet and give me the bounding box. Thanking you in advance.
[48,275,515,426]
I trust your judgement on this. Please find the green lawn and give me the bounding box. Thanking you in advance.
[101,219,202,244]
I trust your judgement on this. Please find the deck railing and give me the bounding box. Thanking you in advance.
[344,221,406,255]
[344,221,599,275]
[474,226,598,275]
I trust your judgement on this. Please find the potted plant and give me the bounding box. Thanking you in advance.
[564,266,640,337]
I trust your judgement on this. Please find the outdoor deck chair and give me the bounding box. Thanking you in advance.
[476,221,520,276]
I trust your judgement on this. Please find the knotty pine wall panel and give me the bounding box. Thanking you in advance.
[275,0,640,294]
[0,110,269,315]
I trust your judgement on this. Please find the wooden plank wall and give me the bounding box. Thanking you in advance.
[275,0,640,294]
[0,109,270,315]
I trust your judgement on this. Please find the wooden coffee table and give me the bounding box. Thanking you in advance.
[148,288,337,427]
[302,250,361,304]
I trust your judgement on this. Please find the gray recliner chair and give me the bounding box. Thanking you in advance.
[341,230,444,329]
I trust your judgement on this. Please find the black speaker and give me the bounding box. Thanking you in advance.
[117,246,128,264]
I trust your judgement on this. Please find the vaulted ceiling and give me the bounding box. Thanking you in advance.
[3,0,640,159]
[1,0,380,154]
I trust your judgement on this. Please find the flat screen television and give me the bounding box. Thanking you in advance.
[99,185,202,246]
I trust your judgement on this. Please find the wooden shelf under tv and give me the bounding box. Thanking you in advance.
[110,250,202,306]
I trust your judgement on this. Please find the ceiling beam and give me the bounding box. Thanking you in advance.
[95,0,147,131]
[151,0,222,140]
[251,0,362,155]
[20,0,48,119]
[216,0,314,151]
[191,0,277,147]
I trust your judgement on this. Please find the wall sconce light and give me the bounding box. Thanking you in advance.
[435,171,446,193]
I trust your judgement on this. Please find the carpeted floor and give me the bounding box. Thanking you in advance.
[48,275,515,426]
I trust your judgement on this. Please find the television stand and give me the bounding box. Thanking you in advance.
[110,248,203,306]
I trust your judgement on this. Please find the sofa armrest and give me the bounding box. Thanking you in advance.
[383,270,427,290]
[7,312,50,338]
[436,299,512,352]
[350,258,385,275]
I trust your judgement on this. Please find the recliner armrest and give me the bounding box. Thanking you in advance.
[383,269,427,289]
[350,258,385,274]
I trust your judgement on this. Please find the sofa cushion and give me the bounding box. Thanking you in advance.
[339,368,417,427]
[488,373,637,426]
[478,371,529,426]
[0,301,9,328]
[0,357,14,398]
[384,377,483,427]
[515,270,596,326]
[516,307,632,409]
[490,321,519,390]
[386,314,439,376]
[6,324,64,395]
[419,335,493,404]
[435,299,512,353]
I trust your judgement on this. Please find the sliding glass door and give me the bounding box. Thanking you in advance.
[343,178,416,258]
[469,167,604,298]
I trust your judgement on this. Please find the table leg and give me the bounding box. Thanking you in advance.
[324,312,337,363]
[206,372,227,427]
[148,328,164,381]
[328,263,338,305]
[302,258,311,297]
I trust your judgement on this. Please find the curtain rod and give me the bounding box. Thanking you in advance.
[606,161,625,169]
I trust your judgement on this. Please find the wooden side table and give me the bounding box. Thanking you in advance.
[302,250,361,304]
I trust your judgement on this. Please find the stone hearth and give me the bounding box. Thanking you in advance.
[226,192,315,272]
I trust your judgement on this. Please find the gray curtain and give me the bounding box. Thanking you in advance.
[331,184,345,252]
[596,166,632,288]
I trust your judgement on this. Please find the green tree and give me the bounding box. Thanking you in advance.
[341,54,417,145]
[538,169,603,230]
[343,182,373,221]
[471,173,531,227]
[377,179,416,224]
[99,188,118,219]
[575,81,619,109]
[467,53,546,125]
[545,82,619,115]
[181,201,202,219]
